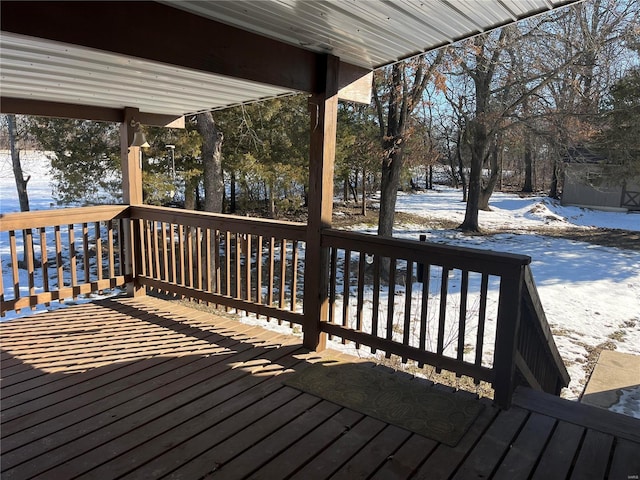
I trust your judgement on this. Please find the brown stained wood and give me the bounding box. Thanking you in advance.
[215,230,221,298]
[178,225,185,286]
[448,407,530,480]
[436,267,450,371]
[196,227,203,292]
[153,221,161,282]
[130,388,307,479]
[25,228,35,303]
[61,348,306,480]
[371,254,381,353]
[530,421,584,480]
[356,252,366,343]
[108,221,116,279]
[55,225,63,289]
[226,231,232,304]
[2,298,639,480]
[291,240,299,313]
[186,226,194,289]
[342,249,351,342]
[457,270,469,364]
[245,233,252,304]
[256,235,263,307]
[475,273,489,373]
[607,438,640,480]
[512,386,640,443]
[235,233,241,302]
[0,205,129,232]
[211,400,342,479]
[267,238,275,314]
[492,413,556,480]
[161,222,169,283]
[279,239,287,317]
[403,260,413,360]
[331,425,413,480]
[40,227,50,301]
[81,223,90,282]
[570,429,614,480]
[95,221,103,281]
[205,229,212,294]
[328,247,338,332]
[386,258,397,352]
[370,434,439,480]
[170,224,177,284]
[9,231,19,307]
[249,409,365,480]
[290,416,388,480]
[418,264,430,367]
[128,206,306,242]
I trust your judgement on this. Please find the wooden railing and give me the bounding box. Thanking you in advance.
[1,204,569,408]
[319,229,569,407]
[0,205,130,314]
[128,205,306,326]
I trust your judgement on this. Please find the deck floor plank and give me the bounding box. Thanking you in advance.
[1,297,639,480]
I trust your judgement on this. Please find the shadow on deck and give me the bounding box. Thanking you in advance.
[1,297,639,479]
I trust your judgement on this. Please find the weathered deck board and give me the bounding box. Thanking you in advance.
[2,296,639,480]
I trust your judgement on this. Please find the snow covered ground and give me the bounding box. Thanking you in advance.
[2,152,639,416]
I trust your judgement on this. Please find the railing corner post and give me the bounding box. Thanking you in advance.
[493,265,525,409]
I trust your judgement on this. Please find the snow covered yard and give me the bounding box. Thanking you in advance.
[353,189,640,403]
[2,152,639,412]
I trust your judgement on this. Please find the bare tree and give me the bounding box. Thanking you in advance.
[6,115,30,212]
[196,112,224,213]
[373,51,446,237]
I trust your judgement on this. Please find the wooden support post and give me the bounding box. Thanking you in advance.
[121,107,145,297]
[493,266,525,409]
[303,54,340,351]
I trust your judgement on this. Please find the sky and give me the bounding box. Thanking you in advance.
[1,151,639,417]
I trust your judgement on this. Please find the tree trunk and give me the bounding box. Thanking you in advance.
[361,167,366,216]
[457,141,467,202]
[549,158,560,199]
[196,112,224,213]
[478,144,500,210]
[378,147,403,237]
[8,115,30,212]
[230,171,237,213]
[522,133,534,193]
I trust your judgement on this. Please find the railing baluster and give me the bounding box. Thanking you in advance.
[161,222,168,283]
[9,230,19,310]
[186,226,194,289]
[55,225,63,290]
[256,235,263,315]
[418,263,430,367]
[356,251,366,348]
[279,239,287,322]
[95,222,103,282]
[108,221,116,280]
[436,267,450,373]
[328,247,338,339]
[385,257,397,357]
[474,273,489,380]
[40,227,49,305]
[82,223,90,282]
[178,225,185,286]
[215,230,221,299]
[26,228,35,308]
[457,270,469,368]
[225,231,232,309]
[291,240,299,314]
[402,259,413,362]
[246,233,252,304]
[267,237,275,320]
[67,224,76,299]
[205,228,212,295]
[342,249,351,343]
[196,227,203,293]
[371,254,380,353]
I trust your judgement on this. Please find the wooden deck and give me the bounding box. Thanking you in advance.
[1,297,639,480]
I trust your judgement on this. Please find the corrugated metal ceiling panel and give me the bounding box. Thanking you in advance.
[165,0,564,68]
[0,32,295,116]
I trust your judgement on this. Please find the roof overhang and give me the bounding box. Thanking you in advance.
[0,0,580,121]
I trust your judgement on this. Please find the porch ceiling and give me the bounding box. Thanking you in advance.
[0,0,579,119]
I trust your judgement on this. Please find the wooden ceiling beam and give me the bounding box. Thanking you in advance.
[0,97,185,127]
[1,1,320,92]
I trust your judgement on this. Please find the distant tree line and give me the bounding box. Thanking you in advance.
[3,0,638,233]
